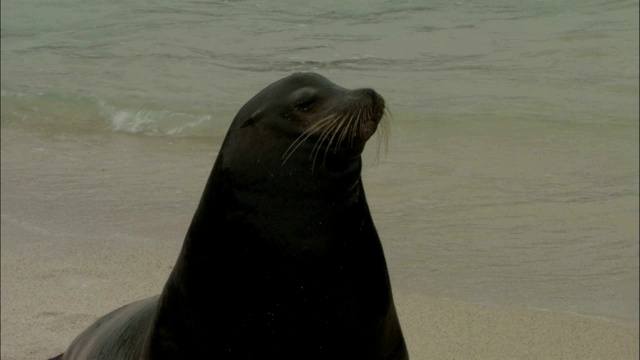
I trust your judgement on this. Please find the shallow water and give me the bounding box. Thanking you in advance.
[2,0,638,324]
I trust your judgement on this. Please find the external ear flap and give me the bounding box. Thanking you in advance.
[240,109,262,128]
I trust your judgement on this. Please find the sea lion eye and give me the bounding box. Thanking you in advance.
[291,87,319,112]
[295,96,317,112]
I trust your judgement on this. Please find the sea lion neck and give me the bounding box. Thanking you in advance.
[211,151,365,206]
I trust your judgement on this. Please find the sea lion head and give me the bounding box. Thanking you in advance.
[219,72,386,177]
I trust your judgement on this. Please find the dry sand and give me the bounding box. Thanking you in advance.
[1,216,638,360]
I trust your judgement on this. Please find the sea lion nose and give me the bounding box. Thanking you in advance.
[357,88,384,107]
[360,88,378,100]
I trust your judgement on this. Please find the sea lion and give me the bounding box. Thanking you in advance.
[50,72,408,360]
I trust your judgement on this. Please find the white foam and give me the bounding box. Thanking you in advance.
[100,102,213,136]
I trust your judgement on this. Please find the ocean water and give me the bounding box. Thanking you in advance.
[2,0,638,325]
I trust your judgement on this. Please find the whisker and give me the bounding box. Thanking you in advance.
[349,107,363,147]
[281,113,336,164]
[321,114,349,165]
[336,112,354,152]
[311,115,342,170]
[374,107,392,163]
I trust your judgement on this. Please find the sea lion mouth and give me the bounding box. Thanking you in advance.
[281,88,388,169]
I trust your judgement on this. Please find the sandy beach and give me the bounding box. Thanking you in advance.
[2,229,638,360]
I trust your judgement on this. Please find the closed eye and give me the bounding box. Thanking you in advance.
[295,96,318,112]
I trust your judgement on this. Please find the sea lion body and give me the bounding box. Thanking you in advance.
[52,73,408,360]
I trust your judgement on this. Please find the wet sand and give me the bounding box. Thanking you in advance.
[1,126,638,359]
